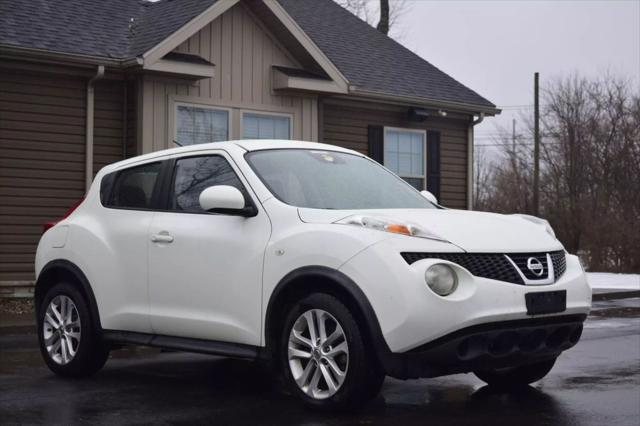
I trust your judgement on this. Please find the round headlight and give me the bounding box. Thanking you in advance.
[425,264,458,296]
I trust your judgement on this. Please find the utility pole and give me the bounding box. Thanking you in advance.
[533,72,540,216]
[512,118,516,153]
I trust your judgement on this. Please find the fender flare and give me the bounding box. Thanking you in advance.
[264,265,391,361]
[35,259,102,331]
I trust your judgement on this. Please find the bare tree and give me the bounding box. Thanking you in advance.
[377,0,390,35]
[472,145,495,211]
[334,0,408,38]
[478,73,640,273]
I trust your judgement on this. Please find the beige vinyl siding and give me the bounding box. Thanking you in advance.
[126,80,138,158]
[321,100,471,209]
[140,2,318,152]
[94,80,127,172]
[0,69,129,282]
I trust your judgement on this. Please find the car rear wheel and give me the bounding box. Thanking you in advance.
[280,293,384,409]
[474,358,557,388]
[37,282,109,377]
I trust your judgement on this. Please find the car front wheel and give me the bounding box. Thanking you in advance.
[281,293,384,409]
[474,358,557,388]
[37,282,109,377]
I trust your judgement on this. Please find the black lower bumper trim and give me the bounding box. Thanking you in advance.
[382,314,587,379]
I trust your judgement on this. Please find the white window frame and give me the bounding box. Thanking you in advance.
[240,109,293,140]
[383,126,427,190]
[173,102,231,146]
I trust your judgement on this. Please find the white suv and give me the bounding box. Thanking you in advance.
[35,140,591,408]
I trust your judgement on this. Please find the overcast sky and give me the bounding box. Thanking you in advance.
[397,0,640,146]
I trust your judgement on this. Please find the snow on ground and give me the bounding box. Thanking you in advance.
[587,272,640,294]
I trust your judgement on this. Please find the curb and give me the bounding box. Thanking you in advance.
[592,290,640,301]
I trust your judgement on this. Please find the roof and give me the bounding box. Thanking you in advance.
[0,0,495,109]
[0,0,217,59]
[276,0,495,108]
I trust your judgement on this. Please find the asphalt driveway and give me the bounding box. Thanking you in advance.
[0,297,638,425]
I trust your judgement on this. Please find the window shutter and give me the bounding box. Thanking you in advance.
[426,130,441,200]
[368,125,384,164]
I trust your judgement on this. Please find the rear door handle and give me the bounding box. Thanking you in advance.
[151,232,174,243]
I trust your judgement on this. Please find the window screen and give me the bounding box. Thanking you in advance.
[171,156,245,213]
[384,129,426,190]
[176,105,229,145]
[242,113,290,139]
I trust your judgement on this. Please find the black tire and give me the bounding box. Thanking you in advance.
[474,358,556,388]
[280,293,385,410]
[37,282,109,378]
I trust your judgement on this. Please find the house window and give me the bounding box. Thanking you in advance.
[176,104,229,145]
[242,112,291,140]
[384,128,426,190]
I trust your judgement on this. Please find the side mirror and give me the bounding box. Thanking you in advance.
[199,185,257,217]
[420,190,438,205]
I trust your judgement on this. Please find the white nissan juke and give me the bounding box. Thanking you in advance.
[35,140,592,408]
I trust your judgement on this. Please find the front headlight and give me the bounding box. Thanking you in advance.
[335,215,448,242]
[425,264,458,296]
[512,214,556,239]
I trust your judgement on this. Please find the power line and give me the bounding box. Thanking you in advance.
[474,141,567,148]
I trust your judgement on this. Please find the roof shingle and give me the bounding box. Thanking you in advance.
[277,0,495,108]
[0,0,217,59]
[0,0,495,108]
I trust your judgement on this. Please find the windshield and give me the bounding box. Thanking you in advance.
[245,149,436,210]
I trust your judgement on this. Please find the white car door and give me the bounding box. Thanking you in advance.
[96,161,163,333]
[147,152,271,346]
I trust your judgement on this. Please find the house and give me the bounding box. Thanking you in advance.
[0,0,499,296]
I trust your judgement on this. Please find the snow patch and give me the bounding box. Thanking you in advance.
[588,272,640,294]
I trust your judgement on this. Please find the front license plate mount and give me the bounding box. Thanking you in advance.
[525,290,567,315]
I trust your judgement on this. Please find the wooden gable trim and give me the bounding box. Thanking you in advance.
[261,0,349,94]
[272,68,344,94]
[143,0,240,66]
[144,58,215,79]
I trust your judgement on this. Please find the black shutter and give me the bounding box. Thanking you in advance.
[426,130,441,200]
[368,125,384,164]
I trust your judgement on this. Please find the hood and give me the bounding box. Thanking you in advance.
[298,208,563,253]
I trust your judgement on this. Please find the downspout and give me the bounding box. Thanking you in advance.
[122,81,128,159]
[85,65,105,192]
[467,113,485,210]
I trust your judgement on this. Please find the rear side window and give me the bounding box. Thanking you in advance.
[104,162,162,209]
[171,156,245,213]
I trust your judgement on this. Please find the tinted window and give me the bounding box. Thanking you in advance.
[106,162,162,209]
[245,149,435,210]
[171,156,245,213]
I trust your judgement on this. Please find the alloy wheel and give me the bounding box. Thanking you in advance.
[43,295,81,365]
[287,309,349,400]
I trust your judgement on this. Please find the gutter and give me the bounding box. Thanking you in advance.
[0,45,143,70]
[467,113,485,210]
[85,65,105,192]
[346,88,501,116]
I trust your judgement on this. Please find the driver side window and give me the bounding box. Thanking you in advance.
[170,155,246,213]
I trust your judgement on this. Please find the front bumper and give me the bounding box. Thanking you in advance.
[338,236,592,375]
[381,313,585,379]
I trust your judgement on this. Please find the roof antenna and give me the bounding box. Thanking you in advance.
[173,139,183,147]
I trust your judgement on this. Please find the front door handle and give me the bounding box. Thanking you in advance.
[151,231,174,243]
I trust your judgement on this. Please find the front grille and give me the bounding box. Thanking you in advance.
[507,253,550,280]
[551,251,567,277]
[401,251,566,285]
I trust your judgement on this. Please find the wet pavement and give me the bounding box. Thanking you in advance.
[1,298,639,425]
